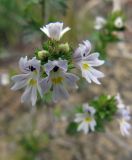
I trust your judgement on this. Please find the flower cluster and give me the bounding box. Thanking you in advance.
[11,22,104,106]
[116,94,131,136]
[93,11,125,59]
[94,13,125,31]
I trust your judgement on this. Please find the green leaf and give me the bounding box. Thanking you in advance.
[66,122,78,135]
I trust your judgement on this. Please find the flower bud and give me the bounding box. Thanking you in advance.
[58,43,70,52]
[114,17,124,29]
[37,50,49,60]
[94,16,106,30]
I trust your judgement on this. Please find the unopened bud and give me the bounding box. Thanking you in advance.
[114,17,124,29]
[59,43,70,52]
[37,50,49,60]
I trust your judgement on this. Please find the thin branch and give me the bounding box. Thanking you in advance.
[40,0,46,42]
[112,0,122,12]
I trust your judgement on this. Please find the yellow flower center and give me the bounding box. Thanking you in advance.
[51,77,63,85]
[82,63,89,70]
[28,79,37,86]
[85,117,92,122]
[33,70,38,75]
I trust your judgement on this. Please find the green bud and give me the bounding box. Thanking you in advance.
[58,43,70,52]
[37,50,49,60]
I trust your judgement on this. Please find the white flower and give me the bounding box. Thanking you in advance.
[40,22,70,41]
[115,93,124,109]
[114,17,124,29]
[73,40,104,84]
[11,56,42,106]
[119,119,131,136]
[116,93,131,136]
[116,93,131,119]
[0,73,10,86]
[40,59,79,102]
[74,103,96,134]
[94,16,106,30]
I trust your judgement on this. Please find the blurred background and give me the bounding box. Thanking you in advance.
[0,0,132,159]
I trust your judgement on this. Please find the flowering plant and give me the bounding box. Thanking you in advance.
[11,22,131,137]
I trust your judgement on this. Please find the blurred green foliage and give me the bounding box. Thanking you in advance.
[0,0,24,47]
[0,0,68,49]
[18,132,50,160]
[92,11,125,59]
[91,95,117,131]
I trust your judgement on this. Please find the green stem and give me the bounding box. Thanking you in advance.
[41,0,45,42]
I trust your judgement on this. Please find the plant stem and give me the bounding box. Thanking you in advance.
[41,0,46,42]
[112,0,122,12]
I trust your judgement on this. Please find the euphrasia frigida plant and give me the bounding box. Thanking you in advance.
[66,94,131,136]
[11,22,104,106]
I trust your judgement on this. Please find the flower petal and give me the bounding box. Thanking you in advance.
[90,67,104,78]
[85,52,100,60]
[44,59,68,75]
[52,84,69,102]
[21,86,32,104]
[77,121,85,132]
[31,86,37,106]
[46,22,63,40]
[40,77,52,94]
[89,120,96,131]
[86,71,101,84]
[11,74,29,82]
[83,103,96,115]
[19,56,40,74]
[73,47,83,62]
[74,113,85,122]
[37,82,43,98]
[19,56,29,73]
[84,52,104,66]
[82,70,92,83]
[73,40,91,63]
[83,40,91,56]
[44,60,55,75]
[40,26,50,37]
[28,57,40,72]
[60,27,70,38]
[120,120,131,136]
[84,122,89,134]
[64,73,79,88]
[57,59,68,72]
[11,74,28,90]
[11,81,27,90]
[77,121,89,134]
